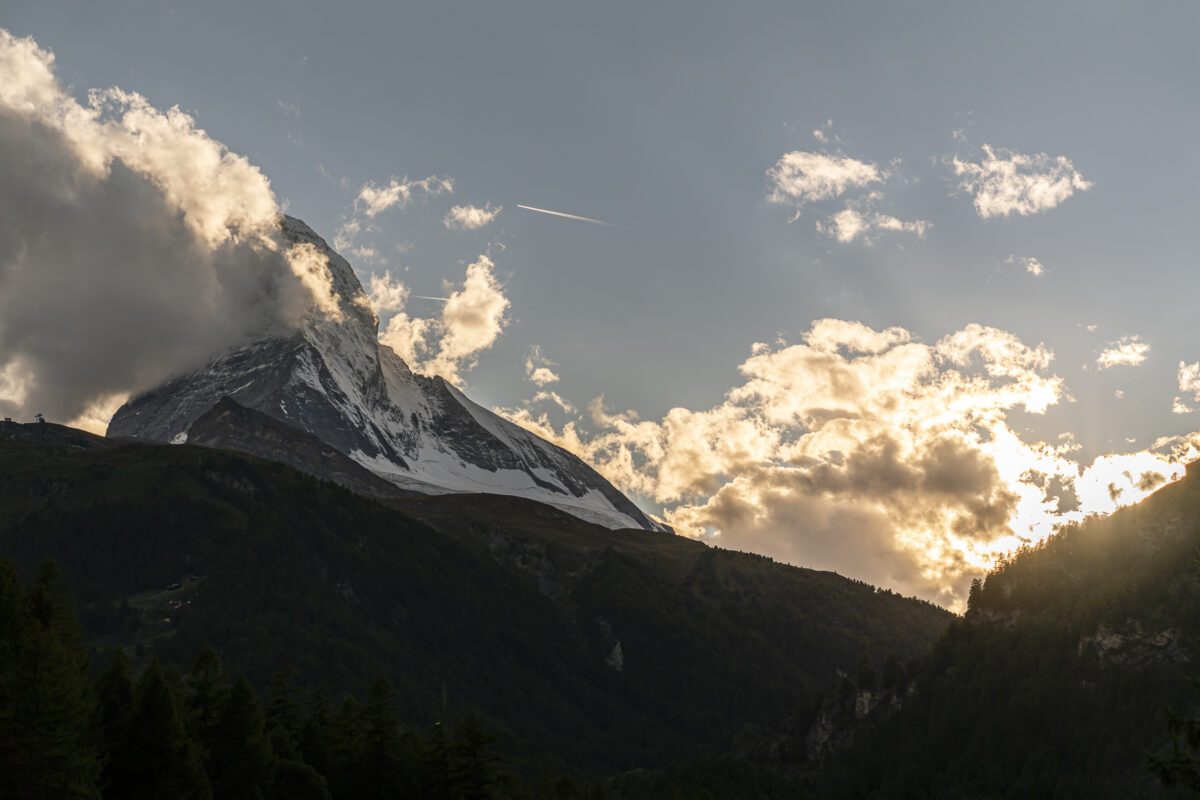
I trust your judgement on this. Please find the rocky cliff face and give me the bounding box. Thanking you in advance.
[109,216,665,532]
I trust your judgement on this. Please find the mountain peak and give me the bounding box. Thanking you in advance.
[109,216,666,532]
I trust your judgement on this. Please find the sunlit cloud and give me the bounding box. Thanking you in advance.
[1096,336,1150,370]
[356,174,452,218]
[953,144,1092,218]
[1006,254,1045,276]
[498,319,1192,609]
[817,192,930,244]
[525,345,560,387]
[1172,397,1193,415]
[1179,361,1200,401]
[444,202,501,230]
[766,150,881,216]
[532,390,575,414]
[0,28,337,426]
[367,270,409,314]
[377,254,509,386]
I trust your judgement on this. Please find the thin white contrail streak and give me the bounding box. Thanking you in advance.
[516,204,616,227]
[412,296,450,302]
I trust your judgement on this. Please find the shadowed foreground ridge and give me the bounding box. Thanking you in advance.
[812,460,1200,798]
[0,420,950,779]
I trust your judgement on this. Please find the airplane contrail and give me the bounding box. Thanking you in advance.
[412,295,450,302]
[517,204,616,227]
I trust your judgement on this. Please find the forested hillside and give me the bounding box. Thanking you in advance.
[0,421,950,779]
[814,462,1200,798]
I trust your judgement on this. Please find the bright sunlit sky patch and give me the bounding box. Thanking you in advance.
[4,1,1200,607]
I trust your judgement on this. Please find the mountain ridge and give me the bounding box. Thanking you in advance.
[108,215,665,533]
[0,421,953,775]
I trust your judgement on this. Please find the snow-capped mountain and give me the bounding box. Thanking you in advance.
[108,216,666,533]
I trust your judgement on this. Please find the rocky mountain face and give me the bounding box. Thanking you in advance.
[108,216,664,532]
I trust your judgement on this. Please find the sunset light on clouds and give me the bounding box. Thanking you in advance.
[3,2,1199,610]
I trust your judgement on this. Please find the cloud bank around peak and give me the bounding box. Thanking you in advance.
[0,29,341,431]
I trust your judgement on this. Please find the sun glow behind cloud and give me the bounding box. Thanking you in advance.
[498,319,1196,609]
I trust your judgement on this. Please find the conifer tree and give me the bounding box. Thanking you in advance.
[266,667,303,761]
[298,689,334,782]
[120,660,211,800]
[186,645,230,770]
[0,557,100,799]
[209,675,274,799]
[269,758,332,800]
[359,675,401,798]
[451,710,506,800]
[422,721,454,800]
[94,648,137,792]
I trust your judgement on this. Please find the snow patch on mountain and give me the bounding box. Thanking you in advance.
[108,215,665,533]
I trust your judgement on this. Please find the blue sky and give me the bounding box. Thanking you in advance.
[3,1,1199,604]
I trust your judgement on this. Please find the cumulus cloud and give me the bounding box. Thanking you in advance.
[367,270,410,314]
[1096,336,1150,370]
[1172,397,1193,415]
[356,174,452,218]
[525,345,560,387]
[817,193,930,244]
[499,319,1190,609]
[1179,361,1200,401]
[1006,254,1045,276]
[0,29,334,430]
[766,151,881,214]
[443,203,501,230]
[377,255,509,385]
[953,144,1092,218]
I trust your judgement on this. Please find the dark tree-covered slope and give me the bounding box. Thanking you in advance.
[816,461,1200,799]
[0,422,950,775]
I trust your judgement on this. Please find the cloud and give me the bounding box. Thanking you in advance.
[377,255,509,385]
[525,345,560,387]
[499,319,1191,609]
[367,270,410,314]
[0,29,333,430]
[953,145,1092,218]
[766,151,881,213]
[532,390,574,414]
[1096,336,1150,370]
[443,203,501,230]
[356,174,452,217]
[1179,361,1200,401]
[811,119,834,143]
[1006,254,1045,276]
[817,193,930,244]
[1172,397,1194,415]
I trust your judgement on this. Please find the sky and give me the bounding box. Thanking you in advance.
[2,1,1199,607]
